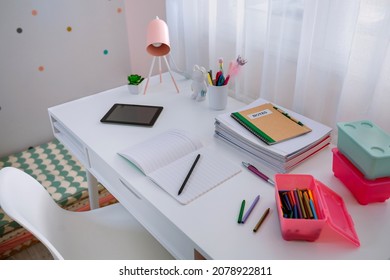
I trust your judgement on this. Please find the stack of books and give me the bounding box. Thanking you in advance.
[214,98,332,173]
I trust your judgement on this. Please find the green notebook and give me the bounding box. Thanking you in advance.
[231,103,311,145]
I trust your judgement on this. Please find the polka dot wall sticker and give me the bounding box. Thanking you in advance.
[32,9,38,16]
[66,26,72,32]
[103,49,109,55]
[38,66,45,72]
[117,8,122,13]
[16,27,23,33]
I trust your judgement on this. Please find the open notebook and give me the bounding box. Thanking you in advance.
[118,129,241,204]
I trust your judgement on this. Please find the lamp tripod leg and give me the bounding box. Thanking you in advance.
[158,57,162,83]
[143,56,156,95]
[163,55,180,93]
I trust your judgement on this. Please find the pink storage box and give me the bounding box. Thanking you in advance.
[332,148,390,205]
[274,174,360,247]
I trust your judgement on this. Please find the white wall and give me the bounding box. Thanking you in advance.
[0,0,166,158]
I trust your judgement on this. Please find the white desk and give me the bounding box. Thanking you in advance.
[48,74,390,259]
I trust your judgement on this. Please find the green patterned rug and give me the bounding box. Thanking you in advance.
[0,139,116,259]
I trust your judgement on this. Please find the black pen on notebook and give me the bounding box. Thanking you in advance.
[178,154,201,195]
[273,106,304,126]
[242,162,275,186]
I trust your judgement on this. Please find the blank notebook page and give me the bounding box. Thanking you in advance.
[149,148,241,205]
[119,129,203,175]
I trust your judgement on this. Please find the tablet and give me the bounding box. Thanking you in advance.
[100,103,163,126]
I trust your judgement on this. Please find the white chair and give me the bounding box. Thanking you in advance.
[0,167,174,260]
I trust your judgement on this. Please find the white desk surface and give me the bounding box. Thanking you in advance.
[48,74,390,259]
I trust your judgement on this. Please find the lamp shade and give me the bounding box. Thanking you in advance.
[146,17,170,56]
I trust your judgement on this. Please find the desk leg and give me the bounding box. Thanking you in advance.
[86,170,100,209]
[194,249,206,260]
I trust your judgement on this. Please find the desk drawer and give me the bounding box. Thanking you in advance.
[88,150,199,260]
[49,114,90,168]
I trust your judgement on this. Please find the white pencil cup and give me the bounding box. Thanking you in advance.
[208,84,228,110]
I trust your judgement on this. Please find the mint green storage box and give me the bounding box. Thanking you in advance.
[337,120,390,180]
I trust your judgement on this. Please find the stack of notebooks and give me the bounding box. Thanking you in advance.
[215,98,332,173]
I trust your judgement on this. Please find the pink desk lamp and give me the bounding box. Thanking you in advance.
[144,16,179,95]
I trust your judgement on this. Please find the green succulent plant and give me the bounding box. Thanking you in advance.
[128,74,145,85]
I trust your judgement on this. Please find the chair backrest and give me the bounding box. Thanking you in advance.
[0,167,64,259]
[0,167,175,260]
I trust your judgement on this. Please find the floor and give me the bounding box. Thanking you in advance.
[6,242,53,260]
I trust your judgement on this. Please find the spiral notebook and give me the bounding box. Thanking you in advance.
[118,129,241,204]
[231,103,312,145]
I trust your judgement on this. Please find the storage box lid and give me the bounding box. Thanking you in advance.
[337,121,390,158]
[316,180,360,247]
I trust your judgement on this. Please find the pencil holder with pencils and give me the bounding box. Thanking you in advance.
[206,55,247,110]
[274,174,360,247]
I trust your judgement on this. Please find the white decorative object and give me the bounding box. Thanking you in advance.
[191,65,208,102]
[128,81,144,94]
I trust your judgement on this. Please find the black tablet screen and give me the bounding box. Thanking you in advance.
[100,104,163,126]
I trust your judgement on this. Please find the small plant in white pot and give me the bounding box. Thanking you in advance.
[127,74,145,94]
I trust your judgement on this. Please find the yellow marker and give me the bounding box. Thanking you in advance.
[207,72,213,85]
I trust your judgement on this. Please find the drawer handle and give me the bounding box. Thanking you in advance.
[119,178,142,200]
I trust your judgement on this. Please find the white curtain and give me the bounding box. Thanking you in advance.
[166,0,390,135]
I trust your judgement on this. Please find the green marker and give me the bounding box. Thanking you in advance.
[238,200,246,223]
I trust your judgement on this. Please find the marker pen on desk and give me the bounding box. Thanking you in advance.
[242,162,275,186]
[237,199,246,223]
[242,195,260,223]
[253,207,270,233]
